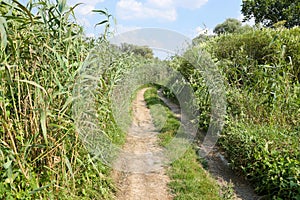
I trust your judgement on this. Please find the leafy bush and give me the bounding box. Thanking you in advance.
[205,27,300,199]
[213,18,253,35]
[169,26,300,199]
[220,122,300,199]
[208,27,300,82]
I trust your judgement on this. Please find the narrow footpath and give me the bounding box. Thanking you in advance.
[112,88,172,200]
[113,88,257,200]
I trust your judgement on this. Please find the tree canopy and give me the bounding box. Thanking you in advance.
[213,18,242,35]
[213,18,252,35]
[241,0,300,28]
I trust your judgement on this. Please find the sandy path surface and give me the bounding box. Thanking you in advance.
[112,88,172,200]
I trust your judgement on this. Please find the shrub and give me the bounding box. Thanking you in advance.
[170,27,300,199]
[220,122,300,199]
[208,27,300,82]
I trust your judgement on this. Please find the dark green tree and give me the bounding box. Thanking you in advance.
[213,18,242,35]
[241,0,300,28]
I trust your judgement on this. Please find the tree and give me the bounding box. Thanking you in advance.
[241,0,300,28]
[213,18,242,35]
[213,18,254,36]
[120,43,154,59]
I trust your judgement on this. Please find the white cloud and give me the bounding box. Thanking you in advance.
[146,0,174,8]
[175,0,208,9]
[68,0,105,6]
[147,0,208,9]
[117,0,177,21]
[116,0,208,22]
[67,0,106,33]
[76,4,95,15]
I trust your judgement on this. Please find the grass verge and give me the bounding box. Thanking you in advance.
[144,86,221,200]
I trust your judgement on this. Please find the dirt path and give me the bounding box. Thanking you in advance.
[112,88,172,200]
[113,88,258,200]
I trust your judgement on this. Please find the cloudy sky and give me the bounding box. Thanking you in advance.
[64,0,251,38]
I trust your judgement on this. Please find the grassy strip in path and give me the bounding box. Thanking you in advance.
[144,86,221,200]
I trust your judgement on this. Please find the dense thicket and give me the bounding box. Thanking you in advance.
[213,18,252,35]
[0,1,145,198]
[170,27,300,199]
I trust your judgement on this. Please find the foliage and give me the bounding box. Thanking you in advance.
[0,0,139,198]
[220,122,300,199]
[205,27,300,199]
[168,26,300,199]
[167,56,211,132]
[241,0,300,28]
[192,34,214,45]
[208,27,300,82]
[213,18,242,35]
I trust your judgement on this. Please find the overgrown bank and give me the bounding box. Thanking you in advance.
[0,1,147,198]
[168,27,300,199]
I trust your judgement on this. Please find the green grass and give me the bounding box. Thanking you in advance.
[168,147,221,200]
[144,86,221,200]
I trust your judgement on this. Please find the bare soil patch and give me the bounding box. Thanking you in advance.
[204,147,260,200]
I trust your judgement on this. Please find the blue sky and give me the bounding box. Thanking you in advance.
[65,0,253,38]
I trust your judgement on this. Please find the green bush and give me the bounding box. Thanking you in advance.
[206,27,300,199]
[220,122,300,199]
[208,27,300,82]
[170,27,300,199]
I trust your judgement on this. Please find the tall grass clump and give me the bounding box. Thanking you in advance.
[168,27,300,199]
[0,0,141,198]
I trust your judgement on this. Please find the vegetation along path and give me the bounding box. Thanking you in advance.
[158,88,258,200]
